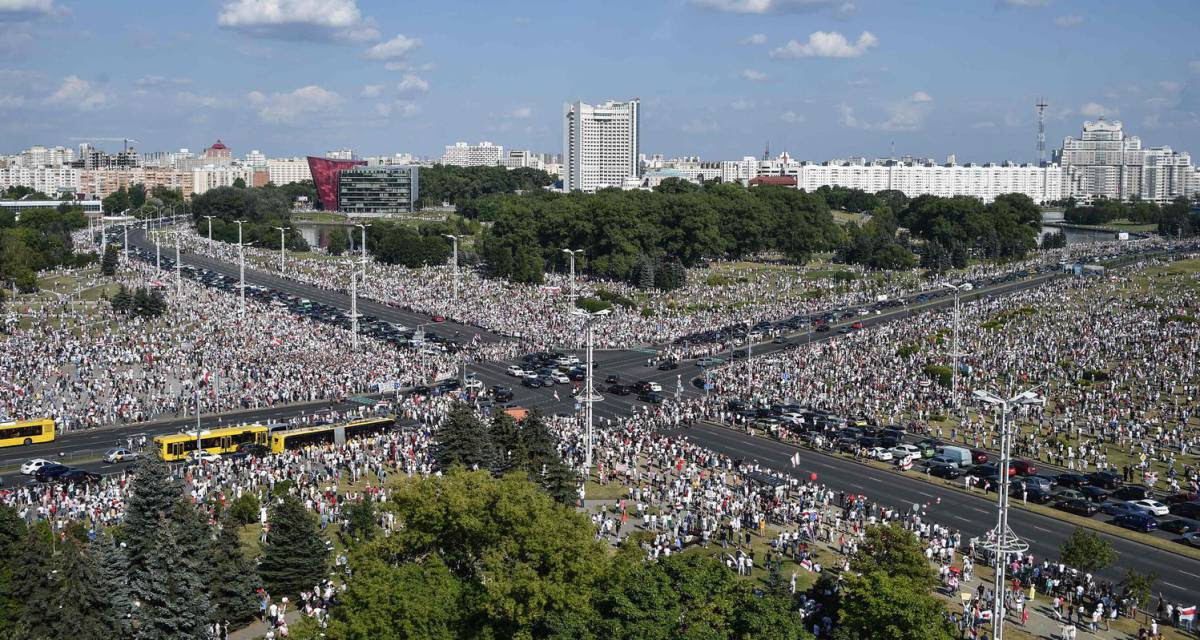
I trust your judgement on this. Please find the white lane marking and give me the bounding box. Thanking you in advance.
[1032,526,1053,533]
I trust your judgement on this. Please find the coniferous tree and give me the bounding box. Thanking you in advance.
[53,539,112,640]
[11,522,58,640]
[148,288,167,316]
[112,284,133,314]
[125,447,182,598]
[0,506,27,634]
[101,244,119,276]
[435,402,495,471]
[489,411,525,474]
[210,518,261,627]
[135,516,210,640]
[542,459,581,506]
[172,501,217,625]
[258,495,329,597]
[132,287,152,317]
[95,538,133,638]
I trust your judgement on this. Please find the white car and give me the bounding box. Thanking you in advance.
[550,372,570,384]
[463,378,484,391]
[647,382,663,392]
[505,365,525,377]
[780,412,806,426]
[186,450,221,463]
[20,458,50,475]
[867,447,893,462]
[890,444,922,460]
[104,448,139,464]
[1127,499,1170,517]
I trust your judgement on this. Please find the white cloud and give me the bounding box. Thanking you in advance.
[681,118,720,134]
[839,91,933,131]
[46,75,109,111]
[248,85,343,124]
[730,98,754,111]
[510,106,533,119]
[175,91,228,108]
[217,0,379,42]
[1053,14,1083,27]
[136,75,191,89]
[394,100,419,118]
[771,31,878,59]
[691,0,843,14]
[780,111,805,124]
[0,0,58,19]
[360,83,383,98]
[742,33,767,45]
[740,69,767,81]
[366,33,421,60]
[383,62,408,72]
[396,73,429,94]
[1080,102,1116,118]
[1190,61,1200,74]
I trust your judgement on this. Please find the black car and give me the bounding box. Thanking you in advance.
[1079,486,1110,503]
[1169,501,1200,519]
[58,469,101,484]
[638,392,664,404]
[1057,498,1099,516]
[607,384,631,396]
[1014,486,1054,504]
[237,442,270,457]
[35,464,71,483]
[604,374,620,385]
[1054,473,1089,489]
[657,361,679,371]
[490,386,514,402]
[632,381,653,394]
[928,463,962,479]
[1160,518,1200,535]
[1087,471,1123,489]
[521,377,543,388]
[1110,485,1152,501]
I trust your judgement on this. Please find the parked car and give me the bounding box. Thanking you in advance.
[1087,471,1123,489]
[103,448,138,464]
[521,377,543,389]
[505,365,525,377]
[186,451,221,464]
[607,384,631,396]
[1054,473,1090,489]
[928,463,962,479]
[1054,489,1086,503]
[1169,502,1200,519]
[58,469,101,484]
[1012,485,1054,504]
[1126,499,1170,517]
[867,447,893,462]
[34,463,71,483]
[969,449,990,465]
[1102,501,1141,517]
[889,444,922,460]
[1160,519,1200,535]
[1011,460,1038,476]
[657,360,679,371]
[1111,485,1152,501]
[1079,486,1110,503]
[490,386,514,402]
[20,459,50,475]
[1114,513,1158,533]
[1057,498,1099,517]
[1184,532,1200,548]
[928,455,961,469]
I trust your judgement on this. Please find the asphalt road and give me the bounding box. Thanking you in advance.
[671,421,1200,603]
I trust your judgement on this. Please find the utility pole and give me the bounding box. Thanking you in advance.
[561,248,583,301]
[203,215,215,250]
[1036,98,1049,166]
[273,226,289,273]
[442,234,461,303]
[122,222,129,262]
[355,223,370,276]
[571,308,609,471]
[974,385,1044,640]
[944,282,970,409]
[174,228,182,299]
[350,264,359,352]
[745,319,753,400]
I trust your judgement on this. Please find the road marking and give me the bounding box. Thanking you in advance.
[1032,525,1053,533]
[1162,581,1184,590]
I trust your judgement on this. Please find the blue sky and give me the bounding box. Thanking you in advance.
[1,0,1197,163]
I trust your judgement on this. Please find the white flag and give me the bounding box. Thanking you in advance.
[790,452,800,467]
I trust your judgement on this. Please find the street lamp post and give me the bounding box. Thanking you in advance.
[203,215,215,250]
[273,226,289,273]
[973,385,1045,640]
[744,319,753,400]
[442,234,461,303]
[122,219,129,262]
[173,228,182,299]
[943,282,970,409]
[571,308,609,471]
[561,248,584,301]
[349,263,359,352]
[354,223,371,276]
[235,220,247,316]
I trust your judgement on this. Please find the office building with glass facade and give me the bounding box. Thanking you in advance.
[336,165,419,214]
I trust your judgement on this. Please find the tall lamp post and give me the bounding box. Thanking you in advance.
[972,385,1045,640]
[235,220,247,316]
[273,226,290,273]
[354,223,371,276]
[442,234,461,303]
[744,319,754,400]
[944,282,970,410]
[571,308,609,471]
[173,227,182,299]
[349,262,360,352]
[561,248,584,302]
[202,215,215,251]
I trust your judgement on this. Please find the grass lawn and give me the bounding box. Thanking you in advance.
[831,210,868,225]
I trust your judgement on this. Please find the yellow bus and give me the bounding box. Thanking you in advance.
[154,424,269,461]
[270,416,396,454]
[0,418,55,448]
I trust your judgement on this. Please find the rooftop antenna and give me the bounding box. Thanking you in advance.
[890,140,895,159]
[1036,98,1048,166]
[763,141,770,161]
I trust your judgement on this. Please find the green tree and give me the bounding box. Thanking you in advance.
[125,447,183,593]
[227,492,261,526]
[10,522,58,640]
[210,519,261,626]
[0,507,28,634]
[136,516,211,640]
[103,186,131,214]
[1158,196,1194,237]
[435,402,496,470]
[112,284,133,314]
[343,498,379,545]
[1059,527,1118,573]
[101,243,119,276]
[1118,569,1157,611]
[95,538,133,638]
[258,495,329,597]
[327,229,348,256]
[128,183,147,209]
[232,177,247,189]
[53,539,112,640]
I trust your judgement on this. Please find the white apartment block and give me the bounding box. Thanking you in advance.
[15,145,75,167]
[1056,118,1195,203]
[266,157,313,185]
[441,141,504,167]
[563,98,640,192]
[192,166,259,194]
[325,149,355,160]
[0,166,81,195]
[366,153,416,166]
[501,149,544,171]
[79,168,194,200]
[1141,146,1193,204]
[245,149,267,167]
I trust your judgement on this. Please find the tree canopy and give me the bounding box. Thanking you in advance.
[417,164,555,209]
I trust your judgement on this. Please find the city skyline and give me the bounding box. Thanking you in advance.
[0,0,1197,163]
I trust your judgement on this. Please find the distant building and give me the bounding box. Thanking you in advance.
[563,98,640,192]
[501,149,544,171]
[306,156,367,210]
[0,166,81,196]
[191,166,267,194]
[337,165,419,214]
[203,140,231,161]
[325,148,355,160]
[0,199,102,215]
[1056,118,1194,203]
[266,157,313,185]
[749,176,797,187]
[245,149,267,167]
[441,141,503,167]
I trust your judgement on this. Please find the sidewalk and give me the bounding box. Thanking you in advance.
[228,611,303,640]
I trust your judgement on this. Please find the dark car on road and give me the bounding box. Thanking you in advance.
[1160,518,1200,535]
[638,392,664,405]
[1114,513,1157,533]
[35,464,71,483]
[1079,486,1110,503]
[1011,460,1038,476]
[1054,473,1089,489]
[58,469,101,484]
[490,386,514,402]
[657,361,679,371]
[1169,502,1200,519]
[970,449,990,465]
[1087,471,1123,489]
[607,384,631,396]
[928,463,962,479]
[604,374,620,385]
[521,377,543,389]
[1057,498,1099,517]
[632,381,653,394]
[1111,485,1152,501]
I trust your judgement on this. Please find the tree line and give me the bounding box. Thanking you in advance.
[416,164,555,209]
[0,204,92,292]
[1063,195,1197,236]
[188,184,312,252]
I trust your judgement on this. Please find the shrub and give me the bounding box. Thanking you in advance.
[923,364,953,387]
[228,492,261,526]
[574,297,612,313]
